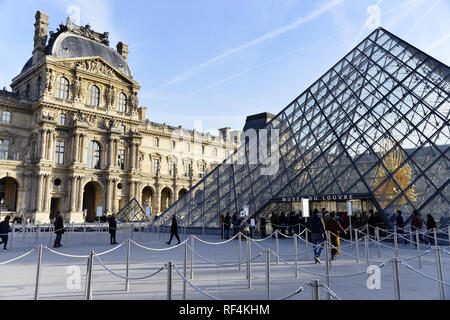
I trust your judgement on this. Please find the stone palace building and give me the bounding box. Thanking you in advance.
[0,11,240,223]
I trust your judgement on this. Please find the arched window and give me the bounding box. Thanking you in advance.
[118,93,127,112]
[87,141,101,169]
[57,77,69,99]
[2,111,11,124]
[25,83,31,99]
[89,85,100,106]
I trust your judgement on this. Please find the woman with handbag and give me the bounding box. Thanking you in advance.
[325,212,347,261]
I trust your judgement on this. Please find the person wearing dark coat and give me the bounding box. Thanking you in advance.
[270,212,279,238]
[287,212,295,236]
[53,213,65,248]
[279,212,288,238]
[166,215,181,245]
[410,210,428,245]
[310,209,326,263]
[426,214,437,244]
[109,214,118,245]
[395,210,408,245]
[259,216,267,238]
[368,210,377,237]
[0,216,12,251]
[232,212,239,236]
[224,212,232,239]
[325,212,347,260]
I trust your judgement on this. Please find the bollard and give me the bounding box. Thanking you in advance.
[365,236,370,268]
[294,234,298,278]
[324,240,331,300]
[376,227,381,258]
[247,237,251,289]
[355,229,359,263]
[190,236,194,280]
[125,239,130,291]
[311,279,320,300]
[85,250,94,300]
[265,249,270,300]
[34,244,43,300]
[275,231,279,264]
[392,257,401,300]
[434,247,445,300]
[238,232,242,271]
[183,242,187,300]
[167,261,173,300]
[416,230,422,269]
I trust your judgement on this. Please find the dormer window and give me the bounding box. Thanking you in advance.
[89,85,100,106]
[57,77,69,100]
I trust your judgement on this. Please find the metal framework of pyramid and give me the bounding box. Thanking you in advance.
[155,28,449,229]
[116,198,149,222]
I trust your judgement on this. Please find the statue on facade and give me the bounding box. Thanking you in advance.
[72,77,82,100]
[45,69,54,94]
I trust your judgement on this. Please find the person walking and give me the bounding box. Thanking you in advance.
[166,214,181,246]
[426,214,437,245]
[0,216,11,251]
[368,210,377,238]
[325,212,347,261]
[310,209,326,264]
[411,210,428,245]
[270,212,279,238]
[279,212,287,238]
[396,210,408,245]
[224,212,231,239]
[53,212,65,248]
[219,214,224,239]
[108,214,118,245]
[232,212,239,237]
[260,216,267,238]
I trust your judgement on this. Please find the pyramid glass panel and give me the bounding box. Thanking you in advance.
[155,28,450,229]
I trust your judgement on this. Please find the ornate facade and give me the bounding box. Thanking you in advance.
[0,11,240,223]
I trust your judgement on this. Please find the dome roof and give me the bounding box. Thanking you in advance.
[21,20,132,78]
[49,32,132,77]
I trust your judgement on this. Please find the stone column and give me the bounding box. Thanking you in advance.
[105,178,111,214]
[72,134,79,163]
[112,179,117,212]
[154,185,161,215]
[36,174,43,211]
[42,174,50,211]
[47,131,54,161]
[80,135,86,164]
[77,177,84,212]
[135,143,139,169]
[130,143,135,170]
[108,138,113,168]
[70,176,77,212]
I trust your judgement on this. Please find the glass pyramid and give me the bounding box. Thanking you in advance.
[116,198,150,222]
[155,28,449,229]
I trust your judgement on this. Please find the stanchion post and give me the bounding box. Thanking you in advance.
[392,257,401,300]
[125,239,130,291]
[85,250,94,300]
[24,226,28,251]
[9,225,14,249]
[416,230,422,269]
[365,235,370,268]
[311,279,320,300]
[409,229,413,249]
[183,242,187,300]
[394,228,399,258]
[83,222,86,244]
[349,224,353,247]
[294,233,298,278]
[355,229,359,263]
[324,240,330,300]
[33,244,43,300]
[376,227,381,258]
[167,261,173,300]
[238,232,242,271]
[265,249,270,300]
[35,224,39,244]
[190,236,194,280]
[275,231,279,264]
[64,225,68,248]
[305,228,309,259]
[434,246,445,300]
[448,226,450,246]
[49,225,53,247]
[433,228,438,247]
[247,237,251,289]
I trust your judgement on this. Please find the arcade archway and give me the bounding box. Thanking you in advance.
[83,181,102,222]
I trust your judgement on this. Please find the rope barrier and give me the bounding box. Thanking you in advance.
[319,281,342,300]
[173,264,221,300]
[0,247,35,265]
[192,233,240,245]
[277,282,309,300]
[188,244,264,267]
[400,260,450,286]
[44,246,89,258]
[95,256,166,280]
[130,238,189,251]
[93,241,126,256]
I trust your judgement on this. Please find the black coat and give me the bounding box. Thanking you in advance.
[109,217,117,234]
[0,221,11,235]
[224,215,231,229]
[171,217,178,233]
[54,216,65,235]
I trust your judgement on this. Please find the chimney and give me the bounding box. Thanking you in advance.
[116,42,129,61]
[32,11,49,65]
[219,127,231,141]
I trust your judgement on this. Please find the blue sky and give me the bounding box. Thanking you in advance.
[0,0,449,134]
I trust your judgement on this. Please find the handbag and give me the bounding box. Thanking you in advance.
[336,237,341,255]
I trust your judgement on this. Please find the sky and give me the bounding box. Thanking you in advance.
[0,0,449,135]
